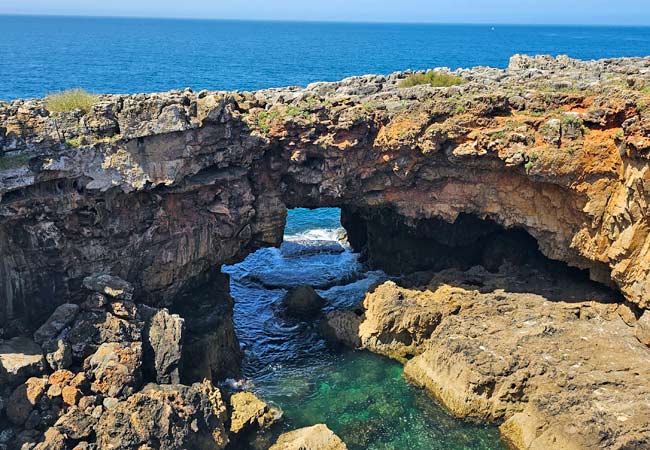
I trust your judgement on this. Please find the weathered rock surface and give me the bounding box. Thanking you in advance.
[344,266,650,450]
[3,55,650,335]
[269,424,347,450]
[95,381,229,450]
[228,391,278,435]
[280,286,326,318]
[3,54,650,450]
[141,308,184,384]
[0,338,45,385]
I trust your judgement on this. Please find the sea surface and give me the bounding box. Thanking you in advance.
[223,208,503,450]
[2,16,650,100]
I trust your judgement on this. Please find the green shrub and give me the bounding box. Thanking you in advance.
[65,138,82,148]
[398,72,465,88]
[256,110,281,134]
[45,89,98,114]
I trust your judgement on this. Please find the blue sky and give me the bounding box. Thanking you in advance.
[1,0,649,25]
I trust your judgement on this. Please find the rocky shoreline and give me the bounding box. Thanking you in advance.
[2,54,650,449]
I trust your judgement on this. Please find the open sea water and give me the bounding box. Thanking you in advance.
[4,16,650,449]
[1,16,650,100]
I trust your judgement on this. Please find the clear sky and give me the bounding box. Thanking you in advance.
[1,0,649,25]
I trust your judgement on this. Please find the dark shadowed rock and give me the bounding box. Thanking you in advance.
[281,286,325,319]
[82,274,134,301]
[6,377,48,426]
[33,304,80,346]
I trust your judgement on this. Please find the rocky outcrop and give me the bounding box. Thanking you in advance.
[228,391,279,435]
[0,338,45,385]
[337,265,650,450]
[0,275,257,450]
[2,55,650,336]
[94,381,229,450]
[269,424,347,450]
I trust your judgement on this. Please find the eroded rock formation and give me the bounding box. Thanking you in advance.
[2,54,650,450]
[343,265,650,449]
[2,54,650,334]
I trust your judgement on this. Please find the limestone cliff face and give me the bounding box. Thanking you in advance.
[2,54,650,333]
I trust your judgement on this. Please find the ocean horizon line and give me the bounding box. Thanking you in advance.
[1,13,650,28]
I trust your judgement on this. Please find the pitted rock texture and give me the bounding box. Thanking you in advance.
[269,424,348,450]
[2,55,650,333]
[346,266,650,450]
[0,276,247,450]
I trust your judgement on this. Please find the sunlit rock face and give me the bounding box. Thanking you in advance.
[2,54,650,335]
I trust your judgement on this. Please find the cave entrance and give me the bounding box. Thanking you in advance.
[341,206,621,303]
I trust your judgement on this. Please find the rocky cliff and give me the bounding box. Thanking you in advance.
[2,54,650,449]
[2,54,650,334]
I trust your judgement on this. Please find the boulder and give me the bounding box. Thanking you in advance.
[33,303,80,346]
[53,407,98,440]
[82,274,134,301]
[84,342,142,399]
[0,337,45,385]
[229,391,279,434]
[6,377,48,426]
[281,286,325,318]
[95,381,229,450]
[65,310,142,361]
[142,308,184,384]
[45,339,72,371]
[269,424,347,450]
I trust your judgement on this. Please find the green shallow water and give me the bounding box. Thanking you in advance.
[256,350,503,450]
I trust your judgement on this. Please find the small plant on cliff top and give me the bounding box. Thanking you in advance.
[45,88,98,114]
[398,72,466,88]
[256,110,281,134]
[524,152,539,174]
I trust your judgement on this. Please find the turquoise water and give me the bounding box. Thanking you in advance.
[223,209,503,450]
[2,16,650,100]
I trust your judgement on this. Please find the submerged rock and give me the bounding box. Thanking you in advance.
[281,286,326,319]
[269,424,347,450]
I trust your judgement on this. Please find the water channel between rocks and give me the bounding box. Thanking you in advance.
[222,208,504,450]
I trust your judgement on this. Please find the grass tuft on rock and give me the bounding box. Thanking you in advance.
[398,72,466,88]
[45,88,98,114]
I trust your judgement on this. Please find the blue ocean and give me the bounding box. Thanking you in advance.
[3,15,650,450]
[1,16,650,100]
